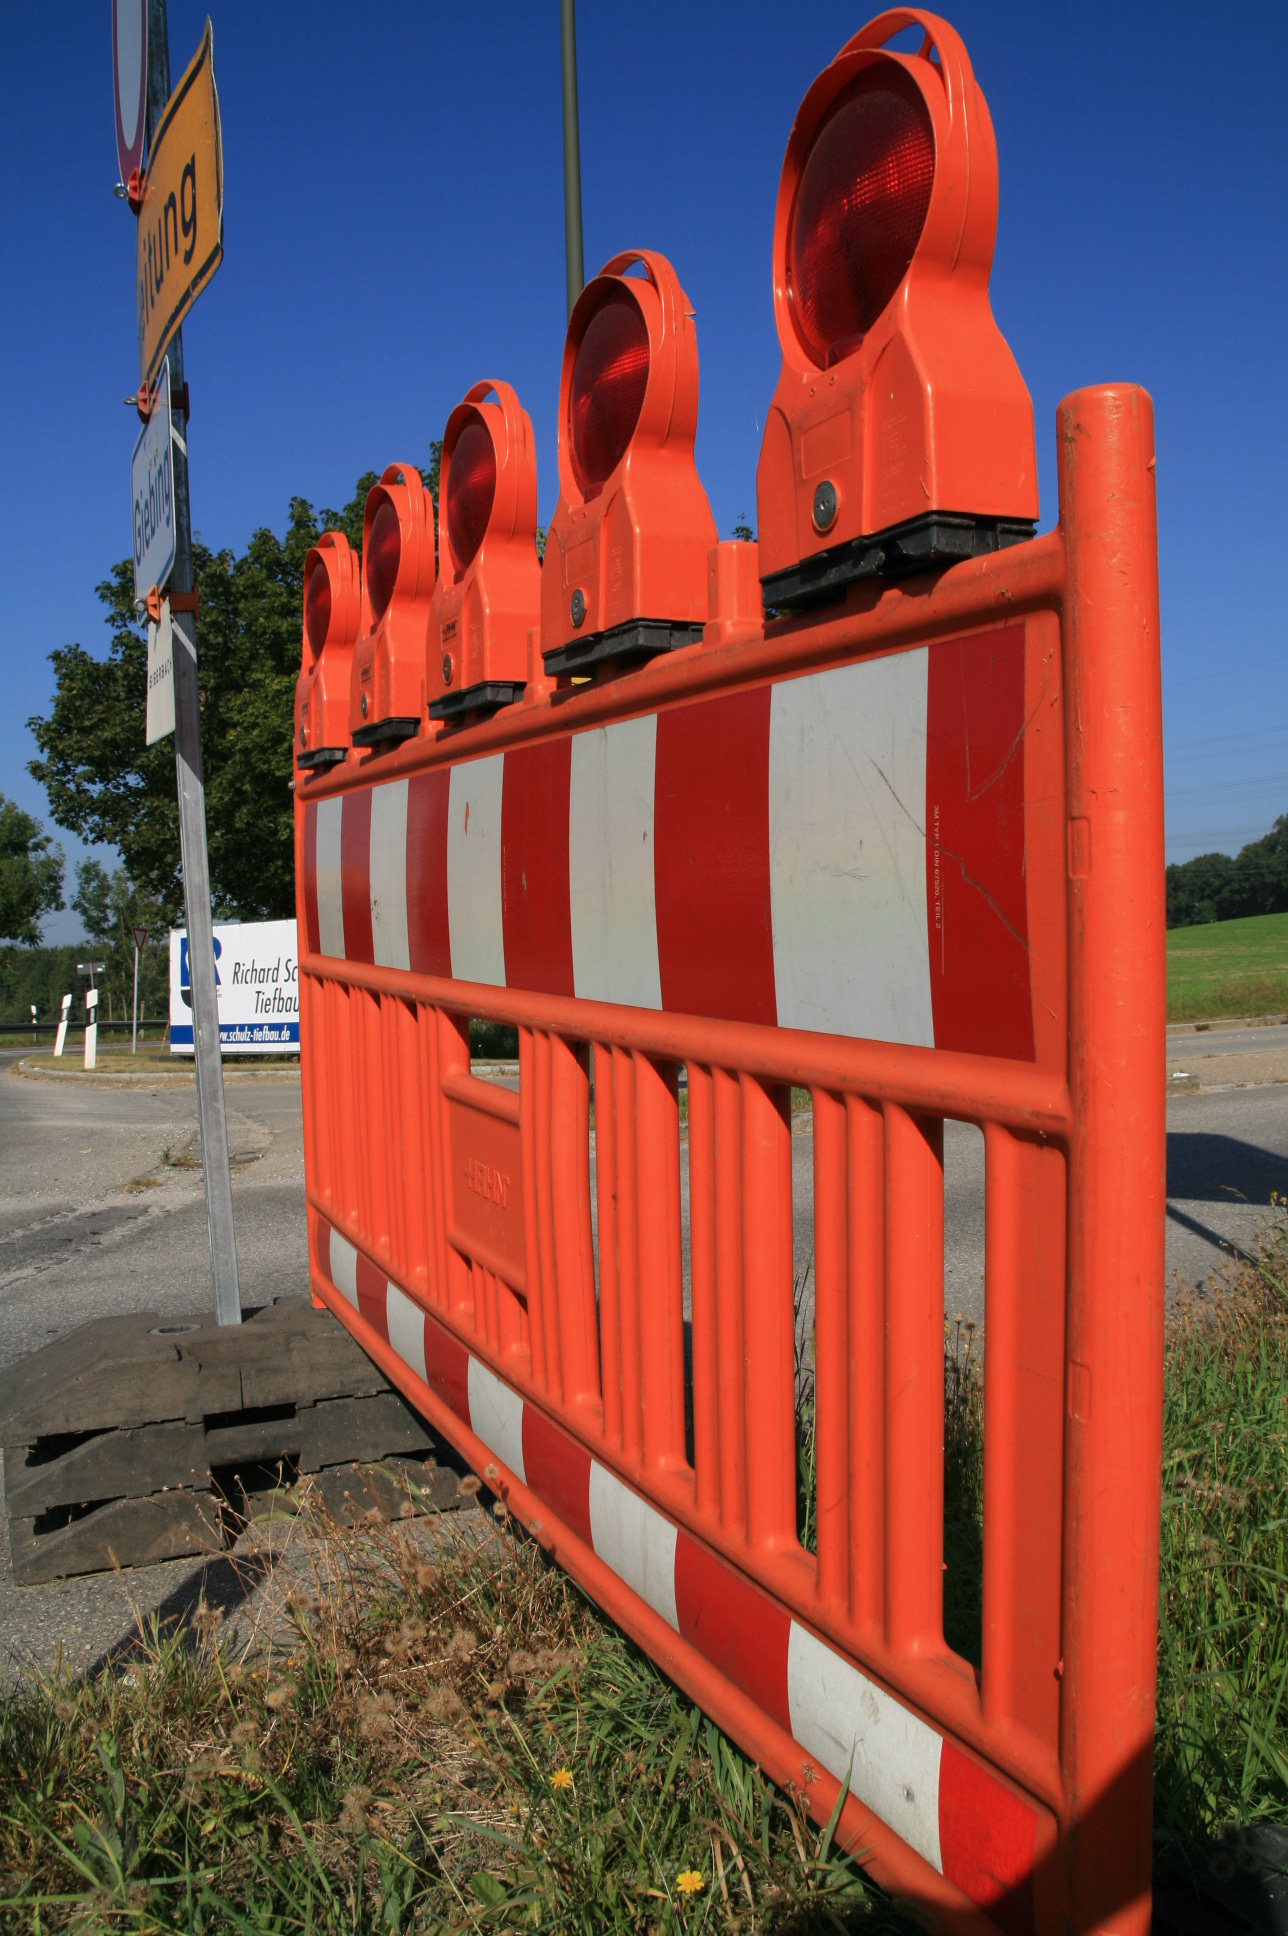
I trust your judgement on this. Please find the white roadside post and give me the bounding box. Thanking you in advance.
[84,989,99,1071]
[30,1005,37,1047]
[53,994,72,1058]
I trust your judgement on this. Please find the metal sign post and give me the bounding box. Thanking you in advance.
[560,0,584,318]
[130,924,149,1053]
[138,0,240,1325]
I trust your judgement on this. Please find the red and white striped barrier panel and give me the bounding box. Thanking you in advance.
[302,627,1035,1062]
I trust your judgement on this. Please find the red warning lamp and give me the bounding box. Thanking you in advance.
[349,463,435,748]
[295,531,361,772]
[542,251,717,678]
[756,8,1038,611]
[427,380,540,722]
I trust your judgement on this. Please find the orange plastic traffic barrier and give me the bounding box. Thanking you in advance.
[293,14,1163,1932]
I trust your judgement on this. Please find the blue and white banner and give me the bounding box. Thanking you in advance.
[169,918,299,1055]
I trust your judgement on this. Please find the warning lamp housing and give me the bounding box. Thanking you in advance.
[350,463,436,748]
[756,8,1038,611]
[427,381,541,722]
[295,531,361,771]
[542,250,717,678]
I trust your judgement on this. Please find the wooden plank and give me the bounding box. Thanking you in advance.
[4,1421,206,1517]
[8,1489,222,1585]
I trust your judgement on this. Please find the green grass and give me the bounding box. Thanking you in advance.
[0,1500,911,1933]
[1153,1203,1288,1860]
[2,1221,1284,1931]
[1167,910,1288,1022]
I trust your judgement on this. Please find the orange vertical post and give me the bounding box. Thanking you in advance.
[1058,384,1165,1936]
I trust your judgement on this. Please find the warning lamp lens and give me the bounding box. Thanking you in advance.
[569,287,650,490]
[788,64,934,367]
[305,562,331,653]
[365,499,401,620]
[446,415,496,572]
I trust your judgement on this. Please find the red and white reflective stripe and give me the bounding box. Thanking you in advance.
[302,629,1033,1060]
[319,1217,1039,1922]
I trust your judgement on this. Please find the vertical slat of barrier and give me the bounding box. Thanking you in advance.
[423,1004,449,1313]
[688,1063,720,1520]
[635,1053,686,1472]
[614,1047,644,1464]
[981,1119,1020,1716]
[983,1127,1067,1749]
[333,981,359,1231]
[812,1088,847,1602]
[594,1044,622,1446]
[1059,385,1165,1936]
[741,1074,795,1552]
[397,1000,428,1295]
[713,1066,747,1539]
[352,988,375,1248]
[301,972,328,1213]
[519,1025,549,1389]
[381,995,404,1275]
[883,1103,945,1655]
[573,1042,600,1409]
[533,1029,563,1403]
[551,1036,600,1410]
[847,1094,886,1637]
[438,1010,471,1322]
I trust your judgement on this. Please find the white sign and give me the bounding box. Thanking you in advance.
[131,363,175,603]
[146,598,175,744]
[112,0,147,187]
[169,919,299,1055]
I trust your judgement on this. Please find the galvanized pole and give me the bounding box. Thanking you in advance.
[145,0,241,1324]
[131,942,140,1055]
[560,0,585,318]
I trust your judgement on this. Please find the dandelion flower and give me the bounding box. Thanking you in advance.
[550,1767,574,1791]
[677,1869,705,1895]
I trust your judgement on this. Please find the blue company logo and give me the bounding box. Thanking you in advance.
[178,934,222,1010]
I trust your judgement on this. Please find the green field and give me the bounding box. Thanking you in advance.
[1167,910,1288,1022]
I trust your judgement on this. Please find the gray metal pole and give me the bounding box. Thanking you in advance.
[132,944,139,1055]
[146,0,241,1325]
[560,0,585,318]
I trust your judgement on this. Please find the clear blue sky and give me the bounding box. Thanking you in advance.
[2,2,1284,943]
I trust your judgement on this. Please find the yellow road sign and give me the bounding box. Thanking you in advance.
[135,19,223,385]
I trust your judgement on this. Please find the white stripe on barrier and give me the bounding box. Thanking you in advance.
[385,1281,426,1382]
[315,797,346,960]
[328,1226,359,1309]
[786,1620,944,1873]
[568,715,663,1010]
[447,755,507,986]
[588,1460,679,1632]
[369,778,411,972]
[467,1357,527,1482]
[768,651,933,1045]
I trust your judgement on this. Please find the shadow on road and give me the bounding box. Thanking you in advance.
[1166,1132,1288,1206]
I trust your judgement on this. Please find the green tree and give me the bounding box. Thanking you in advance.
[72,859,168,1027]
[1165,817,1288,927]
[0,795,64,944]
[26,467,443,924]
